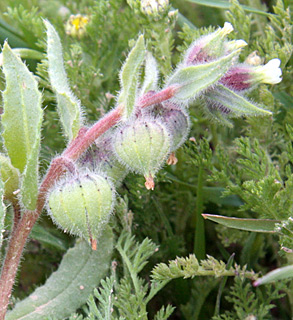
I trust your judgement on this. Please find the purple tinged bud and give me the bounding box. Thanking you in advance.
[220,66,252,91]
[184,22,234,65]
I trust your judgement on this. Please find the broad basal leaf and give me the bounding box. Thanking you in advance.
[2,42,43,209]
[6,228,114,320]
[45,20,83,141]
[118,35,145,118]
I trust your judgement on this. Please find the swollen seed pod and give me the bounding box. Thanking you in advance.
[113,117,171,190]
[47,172,115,250]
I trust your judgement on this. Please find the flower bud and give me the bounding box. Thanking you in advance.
[65,14,89,38]
[244,51,262,66]
[220,58,282,91]
[113,117,171,190]
[140,0,169,19]
[184,22,234,65]
[79,130,128,185]
[47,171,115,249]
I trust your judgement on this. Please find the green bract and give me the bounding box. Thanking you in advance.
[114,117,171,190]
[47,172,115,248]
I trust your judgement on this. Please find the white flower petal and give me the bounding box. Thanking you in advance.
[256,58,282,84]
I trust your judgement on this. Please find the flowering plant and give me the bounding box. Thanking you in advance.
[0,0,292,319]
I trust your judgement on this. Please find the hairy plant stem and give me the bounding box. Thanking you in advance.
[0,87,176,319]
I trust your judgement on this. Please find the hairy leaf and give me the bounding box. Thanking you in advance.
[205,84,272,117]
[0,154,19,202]
[166,50,240,101]
[45,20,83,141]
[2,42,43,209]
[140,52,159,95]
[6,228,113,320]
[254,265,293,286]
[118,35,145,118]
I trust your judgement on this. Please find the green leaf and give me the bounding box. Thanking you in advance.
[2,42,43,210]
[6,228,114,320]
[253,265,293,286]
[0,177,6,250]
[202,214,279,233]
[118,35,145,118]
[45,20,83,141]
[166,50,240,101]
[140,52,159,95]
[185,0,272,17]
[7,48,44,61]
[205,84,272,117]
[30,224,69,251]
[88,276,115,320]
[0,154,20,202]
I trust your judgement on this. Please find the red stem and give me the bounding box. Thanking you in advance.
[137,85,178,109]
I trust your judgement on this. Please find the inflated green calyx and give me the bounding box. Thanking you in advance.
[47,171,115,249]
[114,116,171,190]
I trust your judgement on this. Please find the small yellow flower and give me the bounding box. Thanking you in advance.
[65,14,89,38]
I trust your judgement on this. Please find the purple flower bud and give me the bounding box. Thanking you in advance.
[184,22,234,65]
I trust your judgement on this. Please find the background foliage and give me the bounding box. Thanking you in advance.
[0,0,292,319]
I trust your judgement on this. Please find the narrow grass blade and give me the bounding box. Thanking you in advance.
[185,0,272,17]
[202,214,279,233]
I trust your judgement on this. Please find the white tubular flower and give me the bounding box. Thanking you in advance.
[220,58,282,91]
[254,58,282,84]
